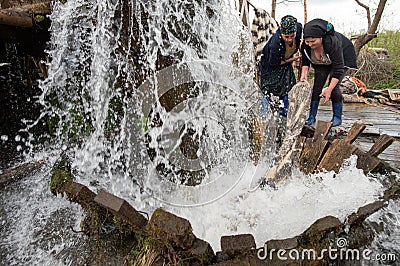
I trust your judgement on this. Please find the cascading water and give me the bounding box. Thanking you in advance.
[0,0,399,264]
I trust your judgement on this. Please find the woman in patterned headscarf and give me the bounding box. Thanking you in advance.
[259,15,303,117]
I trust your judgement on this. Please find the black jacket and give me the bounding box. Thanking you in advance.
[301,32,357,79]
[260,22,303,77]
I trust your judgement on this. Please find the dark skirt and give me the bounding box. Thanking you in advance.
[260,63,296,97]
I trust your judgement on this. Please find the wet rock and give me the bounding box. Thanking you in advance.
[347,223,375,249]
[299,216,342,246]
[94,190,147,231]
[213,251,299,266]
[383,181,400,201]
[220,234,256,258]
[368,220,385,234]
[347,200,387,225]
[215,251,230,262]
[147,208,196,250]
[265,236,299,250]
[183,238,215,265]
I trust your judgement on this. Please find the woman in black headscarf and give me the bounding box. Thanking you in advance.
[259,15,302,116]
[300,18,357,127]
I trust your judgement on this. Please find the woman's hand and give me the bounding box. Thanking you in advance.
[300,66,309,81]
[286,55,301,63]
[320,87,332,104]
[320,77,339,104]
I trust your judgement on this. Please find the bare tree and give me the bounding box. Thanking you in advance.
[271,0,277,19]
[353,0,388,56]
[272,0,302,19]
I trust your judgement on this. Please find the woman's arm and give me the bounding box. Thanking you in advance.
[320,77,339,103]
[300,65,310,81]
[324,34,344,79]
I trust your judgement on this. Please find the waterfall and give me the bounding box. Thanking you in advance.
[38,0,260,202]
[0,0,397,264]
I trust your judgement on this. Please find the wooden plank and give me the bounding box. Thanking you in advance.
[354,148,382,174]
[312,120,332,142]
[368,134,395,157]
[353,137,400,170]
[317,139,357,173]
[63,181,96,208]
[299,121,332,174]
[344,123,366,144]
[94,190,148,230]
[318,102,400,138]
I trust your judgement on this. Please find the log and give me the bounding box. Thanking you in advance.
[0,2,50,28]
[344,123,366,144]
[353,134,394,174]
[317,123,365,173]
[63,181,96,209]
[94,190,148,231]
[354,148,382,174]
[299,121,332,174]
[0,161,45,188]
[317,139,358,173]
[367,134,395,157]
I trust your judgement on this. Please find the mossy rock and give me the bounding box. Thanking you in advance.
[50,153,73,196]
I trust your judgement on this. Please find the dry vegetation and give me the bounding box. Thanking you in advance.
[354,30,400,90]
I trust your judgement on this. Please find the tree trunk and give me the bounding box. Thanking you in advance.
[353,0,388,56]
[271,0,276,19]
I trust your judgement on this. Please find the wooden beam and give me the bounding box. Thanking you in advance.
[367,134,395,157]
[354,148,382,174]
[94,190,148,230]
[317,139,358,173]
[299,121,332,174]
[344,123,366,144]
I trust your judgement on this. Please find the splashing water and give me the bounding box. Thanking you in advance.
[1,0,397,264]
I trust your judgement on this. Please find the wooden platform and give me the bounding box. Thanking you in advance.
[317,103,400,169]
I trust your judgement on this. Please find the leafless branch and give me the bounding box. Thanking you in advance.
[355,0,371,28]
